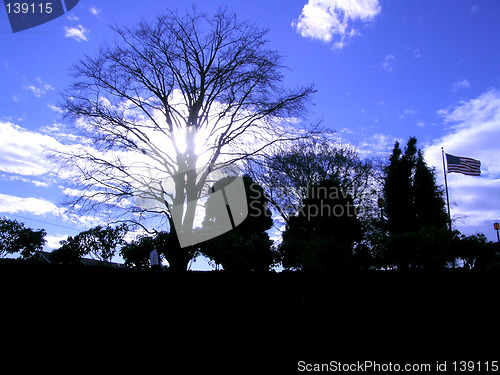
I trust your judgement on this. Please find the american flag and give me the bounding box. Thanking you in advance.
[445,153,481,176]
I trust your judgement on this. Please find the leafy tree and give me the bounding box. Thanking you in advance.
[120,235,155,269]
[385,227,454,270]
[452,232,500,270]
[54,224,128,264]
[49,242,81,265]
[120,230,198,271]
[53,6,315,260]
[0,217,46,259]
[247,136,380,226]
[200,175,277,271]
[154,231,199,272]
[279,179,362,271]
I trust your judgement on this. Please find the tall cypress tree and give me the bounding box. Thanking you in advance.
[384,137,447,235]
[383,137,449,269]
[413,150,448,230]
[384,138,417,235]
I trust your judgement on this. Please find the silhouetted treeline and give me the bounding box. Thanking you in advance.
[2,137,499,271]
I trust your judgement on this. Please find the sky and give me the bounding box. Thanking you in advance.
[1,0,500,268]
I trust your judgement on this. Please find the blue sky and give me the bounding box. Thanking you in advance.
[1,0,500,267]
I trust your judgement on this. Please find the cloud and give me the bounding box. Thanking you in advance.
[452,79,470,93]
[39,122,79,142]
[424,89,500,237]
[45,234,68,249]
[292,0,381,49]
[89,6,100,16]
[25,77,54,97]
[0,193,63,217]
[398,108,416,120]
[0,193,105,230]
[0,174,49,187]
[380,54,396,73]
[47,103,64,115]
[357,133,398,158]
[64,25,89,42]
[0,121,63,176]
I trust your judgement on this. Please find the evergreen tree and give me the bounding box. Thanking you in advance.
[413,150,448,230]
[382,137,449,269]
[383,138,417,235]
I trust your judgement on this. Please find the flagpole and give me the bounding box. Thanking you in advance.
[441,147,452,231]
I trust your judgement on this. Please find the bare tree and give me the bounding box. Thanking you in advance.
[54,6,315,252]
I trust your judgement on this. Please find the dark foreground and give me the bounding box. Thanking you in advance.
[2,259,499,372]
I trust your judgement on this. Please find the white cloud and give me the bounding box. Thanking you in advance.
[398,108,416,120]
[25,77,54,97]
[45,234,69,249]
[39,122,79,142]
[292,0,381,49]
[0,121,63,176]
[64,25,89,42]
[452,79,470,93]
[357,133,397,158]
[89,6,100,16]
[0,174,49,187]
[0,193,63,217]
[0,193,105,231]
[380,54,396,73]
[47,103,64,115]
[424,89,500,237]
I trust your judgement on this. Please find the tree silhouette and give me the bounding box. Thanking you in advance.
[246,136,379,226]
[0,217,46,259]
[279,179,362,271]
[120,230,198,271]
[413,150,448,230]
[120,235,155,269]
[52,6,315,260]
[383,138,417,236]
[154,230,199,272]
[53,224,128,265]
[382,137,449,269]
[200,175,276,271]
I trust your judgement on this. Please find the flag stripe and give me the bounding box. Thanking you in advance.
[449,163,480,171]
[445,153,481,176]
[447,167,480,176]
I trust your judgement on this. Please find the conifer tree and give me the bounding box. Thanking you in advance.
[413,150,448,230]
[382,137,449,269]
